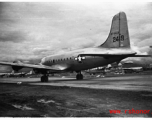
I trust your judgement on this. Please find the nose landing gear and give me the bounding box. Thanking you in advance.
[41,74,48,82]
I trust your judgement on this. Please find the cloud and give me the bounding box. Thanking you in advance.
[0,2,151,66]
[0,31,27,43]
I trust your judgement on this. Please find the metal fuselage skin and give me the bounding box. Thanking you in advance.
[40,47,136,72]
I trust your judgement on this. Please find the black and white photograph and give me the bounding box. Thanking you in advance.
[0,1,152,117]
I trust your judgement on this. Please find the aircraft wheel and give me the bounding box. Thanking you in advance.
[76,74,83,80]
[45,76,48,82]
[79,74,83,80]
[76,74,80,80]
[41,76,44,82]
[41,75,48,82]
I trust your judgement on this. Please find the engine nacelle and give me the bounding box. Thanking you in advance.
[33,68,48,74]
[12,60,23,72]
[12,66,23,72]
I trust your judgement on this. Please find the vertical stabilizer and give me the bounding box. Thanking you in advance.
[100,12,130,48]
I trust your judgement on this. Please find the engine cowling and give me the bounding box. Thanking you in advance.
[12,61,23,72]
[12,66,23,72]
[33,68,48,74]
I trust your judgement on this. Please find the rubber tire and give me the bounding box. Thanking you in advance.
[41,75,48,82]
[76,74,80,80]
[41,76,43,82]
[44,76,48,82]
[76,74,83,80]
[80,74,83,80]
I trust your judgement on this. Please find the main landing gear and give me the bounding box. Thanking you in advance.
[76,72,83,80]
[41,74,48,82]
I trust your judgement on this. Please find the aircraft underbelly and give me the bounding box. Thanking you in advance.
[71,56,122,71]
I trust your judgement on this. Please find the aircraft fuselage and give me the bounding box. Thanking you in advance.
[41,47,135,72]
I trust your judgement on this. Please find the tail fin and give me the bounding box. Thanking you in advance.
[100,12,130,48]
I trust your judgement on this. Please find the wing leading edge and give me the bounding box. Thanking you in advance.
[0,62,67,71]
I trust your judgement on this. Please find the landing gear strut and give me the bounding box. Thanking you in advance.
[41,74,48,82]
[76,72,83,80]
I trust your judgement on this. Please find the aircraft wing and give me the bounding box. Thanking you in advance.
[0,62,67,71]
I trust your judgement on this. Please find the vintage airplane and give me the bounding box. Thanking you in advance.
[0,12,150,82]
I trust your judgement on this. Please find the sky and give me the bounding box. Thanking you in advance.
[0,2,152,64]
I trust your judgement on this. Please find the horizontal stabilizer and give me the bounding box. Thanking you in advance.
[128,55,152,57]
[79,53,136,57]
[78,54,152,58]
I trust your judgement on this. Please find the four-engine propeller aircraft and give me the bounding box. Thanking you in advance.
[0,12,150,82]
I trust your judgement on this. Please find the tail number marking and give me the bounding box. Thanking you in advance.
[113,35,124,42]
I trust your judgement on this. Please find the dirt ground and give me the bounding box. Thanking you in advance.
[0,83,152,117]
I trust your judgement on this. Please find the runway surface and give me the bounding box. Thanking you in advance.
[1,74,152,91]
[0,74,152,117]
